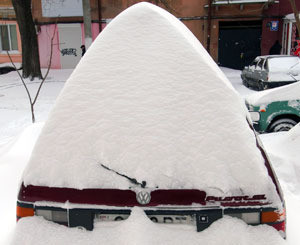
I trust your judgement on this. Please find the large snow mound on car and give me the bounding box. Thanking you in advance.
[23,3,277,199]
[246,81,300,106]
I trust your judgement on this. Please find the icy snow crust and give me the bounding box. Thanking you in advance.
[23,3,278,200]
[246,81,300,106]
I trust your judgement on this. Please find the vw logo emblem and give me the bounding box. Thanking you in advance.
[136,191,151,205]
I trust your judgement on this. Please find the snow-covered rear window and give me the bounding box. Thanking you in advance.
[268,57,300,72]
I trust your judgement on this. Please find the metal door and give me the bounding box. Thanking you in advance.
[218,21,262,70]
[58,24,82,69]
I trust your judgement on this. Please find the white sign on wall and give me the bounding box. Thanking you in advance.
[42,0,83,17]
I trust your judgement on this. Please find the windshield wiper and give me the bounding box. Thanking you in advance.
[100,163,147,188]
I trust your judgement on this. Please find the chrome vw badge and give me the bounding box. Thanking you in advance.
[136,191,151,205]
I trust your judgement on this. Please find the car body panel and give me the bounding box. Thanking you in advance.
[241,55,300,90]
[247,100,300,133]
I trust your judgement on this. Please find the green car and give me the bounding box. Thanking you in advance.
[246,82,300,133]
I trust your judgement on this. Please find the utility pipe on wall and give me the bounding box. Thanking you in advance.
[207,0,213,54]
[82,0,92,49]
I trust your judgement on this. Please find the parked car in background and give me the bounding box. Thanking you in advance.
[246,81,300,133]
[241,55,300,90]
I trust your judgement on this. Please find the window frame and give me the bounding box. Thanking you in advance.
[256,58,264,70]
[0,23,19,53]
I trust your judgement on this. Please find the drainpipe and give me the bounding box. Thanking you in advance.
[98,0,102,32]
[82,0,92,49]
[207,0,213,54]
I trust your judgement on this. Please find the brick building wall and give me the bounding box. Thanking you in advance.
[28,0,300,69]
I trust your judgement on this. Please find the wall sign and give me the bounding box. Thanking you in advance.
[270,21,279,31]
[42,0,83,17]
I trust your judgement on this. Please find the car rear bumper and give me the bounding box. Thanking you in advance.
[17,200,285,238]
[16,184,286,237]
[243,79,297,90]
[263,81,296,89]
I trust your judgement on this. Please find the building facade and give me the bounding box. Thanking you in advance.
[262,0,300,57]
[0,0,22,64]
[1,0,300,69]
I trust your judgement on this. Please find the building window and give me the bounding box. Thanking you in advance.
[0,24,18,52]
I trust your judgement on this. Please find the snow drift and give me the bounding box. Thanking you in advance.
[246,81,300,106]
[260,123,300,196]
[22,3,278,200]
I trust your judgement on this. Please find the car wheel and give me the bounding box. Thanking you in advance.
[243,79,249,88]
[258,82,265,91]
[269,118,298,132]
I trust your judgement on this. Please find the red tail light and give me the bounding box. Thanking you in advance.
[16,204,34,221]
[261,209,286,236]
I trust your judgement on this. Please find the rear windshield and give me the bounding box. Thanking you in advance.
[268,57,300,71]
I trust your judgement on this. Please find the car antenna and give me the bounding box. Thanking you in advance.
[100,163,146,188]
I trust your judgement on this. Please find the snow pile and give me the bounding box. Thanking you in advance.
[259,124,300,243]
[22,3,277,200]
[0,123,44,245]
[246,81,300,106]
[260,123,300,196]
[10,207,286,245]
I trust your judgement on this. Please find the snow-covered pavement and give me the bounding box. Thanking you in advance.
[0,69,71,244]
[0,69,71,146]
[0,67,299,244]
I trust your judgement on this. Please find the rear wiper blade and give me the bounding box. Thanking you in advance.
[100,163,147,188]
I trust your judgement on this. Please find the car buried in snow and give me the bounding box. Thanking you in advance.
[246,81,300,133]
[16,3,286,239]
[241,55,300,91]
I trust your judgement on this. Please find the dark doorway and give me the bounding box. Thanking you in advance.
[218,21,262,70]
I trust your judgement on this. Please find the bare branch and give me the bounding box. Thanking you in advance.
[7,22,56,123]
[7,51,33,105]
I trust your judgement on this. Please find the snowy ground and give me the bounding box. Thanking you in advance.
[0,67,299,244]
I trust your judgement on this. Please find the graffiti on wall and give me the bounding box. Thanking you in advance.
[61,48,77,56]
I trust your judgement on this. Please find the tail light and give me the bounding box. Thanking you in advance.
[261,210,285,223]
[225,208,286,237]
[261,209,286,235]
[16,203,34,221]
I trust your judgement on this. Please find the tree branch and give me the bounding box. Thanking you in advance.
[7,23,56,123]
[7,51,33,105]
